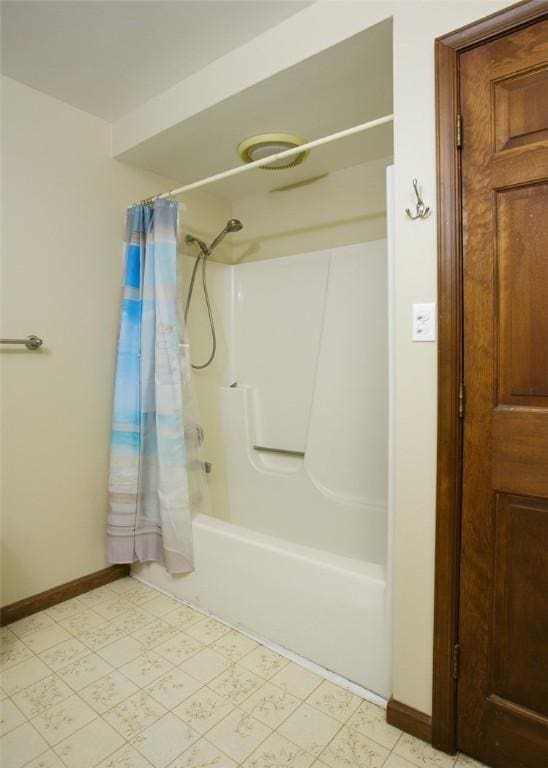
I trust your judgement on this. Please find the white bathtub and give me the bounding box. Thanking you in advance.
[133,512,392,699]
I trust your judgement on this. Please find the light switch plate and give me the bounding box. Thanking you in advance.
[412,302,436,341]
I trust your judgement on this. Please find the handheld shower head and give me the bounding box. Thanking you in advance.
[225,219,243,233]
[208,219,244,252]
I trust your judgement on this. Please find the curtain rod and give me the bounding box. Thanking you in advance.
[135,113,394,205]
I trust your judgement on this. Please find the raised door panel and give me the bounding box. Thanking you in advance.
[491,493,548,716]
[497,183,548,407]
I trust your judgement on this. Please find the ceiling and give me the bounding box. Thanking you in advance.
[118,18,394,201]
[0,0,312,121]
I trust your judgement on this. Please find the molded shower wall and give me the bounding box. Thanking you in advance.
[181,157,390,562]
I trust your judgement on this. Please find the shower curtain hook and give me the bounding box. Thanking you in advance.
[405,178,431,220]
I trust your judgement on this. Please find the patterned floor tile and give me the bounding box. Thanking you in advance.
[243,731,315,768]
[39,638,90,672]
[105,578,137,595]
[22,625,73,654]
[347,699,402,750]
[179,648,231,684]
[54,716,125,768]
[131,712,200,767]
[0,721,49,768]
[97,634,147,667]
[155,632,204,666]
[131,620,179,651]
[78,622,127,652]
[269,663,322,700]
[394,733,457,768]
[89,596,135,621]
[241,680,301,729]
[141,594,182,618]
[31,693,97,745]
[173,686,234,735]
[145,668,203,709]
[1,656,52,696]
[103,689,167,740]
[0,697,26,736]
[12,674,73,718]
[211,630,258,662]
[306,680,362,723]
[44,597,88,621]
[57,652,113,691]
[168,737,238,768]
[184,618,231,646]
[121,583,159,607]
[206,708,271,763]
[110,607,156,634]
[119,651,173,687]
[163,605,204,632]
[0,626,17,644]
[96,742,155,768]
[78,585,118,607]
[383,753,422,768]
[0,638,35,669]
[278,702,341,758]
[9,613,55,639]
[319,724,389,768]
[238,646,289,680]
[23,749,66,767]
[79,670,139,714]
[208,664,265,706]
[58,608,108,637]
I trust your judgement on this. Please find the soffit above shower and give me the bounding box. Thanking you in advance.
[0,1,313,122]
[115,18,394,202]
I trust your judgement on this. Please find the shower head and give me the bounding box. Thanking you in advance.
[208,219,244,253]
[185,219,243,257]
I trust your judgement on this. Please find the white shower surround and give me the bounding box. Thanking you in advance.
[136,177,394,697]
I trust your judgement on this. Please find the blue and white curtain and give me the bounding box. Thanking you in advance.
[107,200,206,573]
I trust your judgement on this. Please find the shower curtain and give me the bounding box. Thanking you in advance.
[107,200,206,573]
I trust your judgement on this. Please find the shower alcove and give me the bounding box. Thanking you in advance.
[121,18,394,699]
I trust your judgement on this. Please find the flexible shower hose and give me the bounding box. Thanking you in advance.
[184,252,217,370]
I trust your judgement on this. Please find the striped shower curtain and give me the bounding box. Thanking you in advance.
[107,200,205,573]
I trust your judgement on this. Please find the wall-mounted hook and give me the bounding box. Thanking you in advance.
[405,178,431,220]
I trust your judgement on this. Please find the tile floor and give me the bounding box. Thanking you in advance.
[1,577,487,768]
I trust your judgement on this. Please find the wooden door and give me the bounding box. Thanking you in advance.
[458,16,548,768]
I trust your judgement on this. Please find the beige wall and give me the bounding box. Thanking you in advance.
[391,0,508,714]
[0,77,178,605]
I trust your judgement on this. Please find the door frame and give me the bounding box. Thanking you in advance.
[432,0,548,754]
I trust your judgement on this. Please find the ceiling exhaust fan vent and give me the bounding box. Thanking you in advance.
[237,133,308,170]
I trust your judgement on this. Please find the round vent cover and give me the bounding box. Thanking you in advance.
[237,133,308,170]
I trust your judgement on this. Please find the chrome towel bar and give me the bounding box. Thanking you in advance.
[1,335,43,350]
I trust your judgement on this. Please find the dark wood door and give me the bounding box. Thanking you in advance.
[458,16,548,768]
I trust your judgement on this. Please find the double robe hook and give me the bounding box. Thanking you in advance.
[405,178,431,220]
